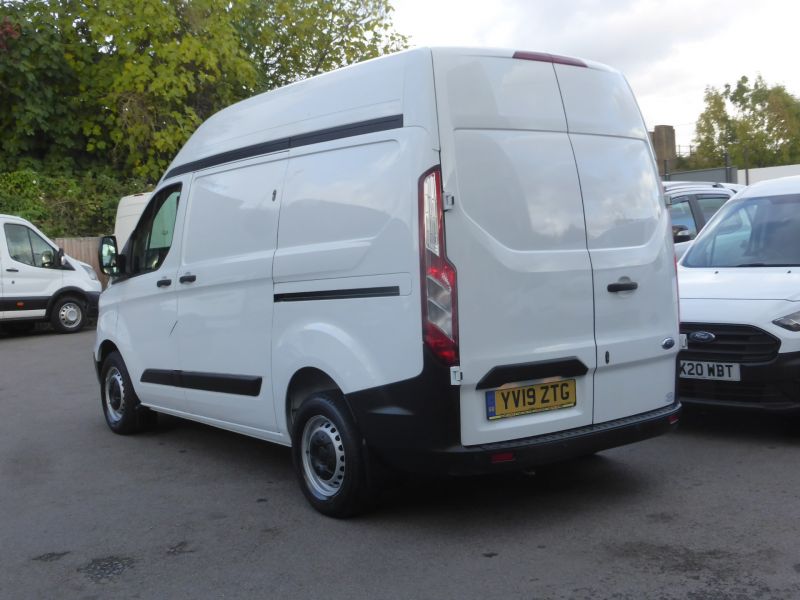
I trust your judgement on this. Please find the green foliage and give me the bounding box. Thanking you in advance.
[72,0,261,180]
[693,76,800,169]
[0,0,406,235]
[0,167,149,237]
[0,2,84,171]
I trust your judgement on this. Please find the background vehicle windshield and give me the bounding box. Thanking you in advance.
[683,193,800,268]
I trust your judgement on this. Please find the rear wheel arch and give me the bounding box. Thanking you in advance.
[285,368,351,435]
[97,340,120,370]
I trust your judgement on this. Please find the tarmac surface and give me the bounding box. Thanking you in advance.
[2,327,800,599]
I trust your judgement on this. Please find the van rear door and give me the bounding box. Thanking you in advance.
[555,64,679,422]
[432,50,596,446]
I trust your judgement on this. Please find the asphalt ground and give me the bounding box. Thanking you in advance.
[1,327,800,599]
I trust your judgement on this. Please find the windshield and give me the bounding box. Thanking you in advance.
[683,193,800,268]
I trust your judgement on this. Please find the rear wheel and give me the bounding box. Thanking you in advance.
[291,392,376,518]
[101,351,154,434]
[50,296,86,333]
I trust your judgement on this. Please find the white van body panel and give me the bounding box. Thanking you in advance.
[176,155,287,432]
[559,66,679,423]
[165,49,439,178]
[112,181,187,411]
[271,130,436,432]
[432,50,597,446]
[431,49,677,445]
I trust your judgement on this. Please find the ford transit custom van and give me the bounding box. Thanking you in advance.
[95,47,681,517]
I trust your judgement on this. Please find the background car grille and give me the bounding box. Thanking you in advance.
[679,379,784,404]
[680,323,780,363]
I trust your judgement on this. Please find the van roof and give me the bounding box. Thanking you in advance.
[162,47,616,183]
[0,214,32,225]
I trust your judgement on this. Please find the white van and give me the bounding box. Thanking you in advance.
[1,214,102,333]
[114,192,152,250]
[94,47,681,517]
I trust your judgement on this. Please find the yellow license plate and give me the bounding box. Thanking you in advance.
[485,379,576,420]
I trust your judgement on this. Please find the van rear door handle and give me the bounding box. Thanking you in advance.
[179,274,196,284]
[6,268,19,272]
[607,281,638,293]
[157,278,172,287]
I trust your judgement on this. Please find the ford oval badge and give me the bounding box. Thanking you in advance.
[689,331,716,343]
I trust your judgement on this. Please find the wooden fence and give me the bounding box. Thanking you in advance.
[54,236,108,288]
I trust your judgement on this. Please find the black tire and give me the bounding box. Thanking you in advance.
[291,392,376,518]
[50,295,86,333]
[100,351,154,434]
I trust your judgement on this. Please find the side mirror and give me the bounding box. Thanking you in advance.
[673,225,692,243]
[99,235,120,277]
[41,249,54,268]
[56,247,66,267]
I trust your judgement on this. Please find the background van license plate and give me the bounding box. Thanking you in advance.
[486,380,576,420]
[679,360,741,381]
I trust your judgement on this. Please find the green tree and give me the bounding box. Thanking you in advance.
[1,0,407,183]
[63,0,262,181]
[233,0,408,91]
[693,75,800,169]
[0,2,84,172]
[0,0,407,235]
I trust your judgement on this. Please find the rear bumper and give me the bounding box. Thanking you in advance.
[380,402,680,476]
[679,350,800,413]
[346,350,680,476]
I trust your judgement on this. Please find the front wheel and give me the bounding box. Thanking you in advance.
[291,392,376,518]
[100,351,154,434]
[50,296,86,333]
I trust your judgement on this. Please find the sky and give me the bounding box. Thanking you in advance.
[391,0,800,150]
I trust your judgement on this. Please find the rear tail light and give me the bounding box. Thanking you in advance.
[419,166,458,365]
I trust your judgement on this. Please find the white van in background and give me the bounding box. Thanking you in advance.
[114,192,151,250]
[95,47,681,517]
[1,214,101,333]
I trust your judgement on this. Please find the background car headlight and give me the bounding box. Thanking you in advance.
[81,263,99,281]
[772,310,800,331]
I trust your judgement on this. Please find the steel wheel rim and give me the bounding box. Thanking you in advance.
[59,302,82,328]
[301,415,346,498]
[104,367,125,423]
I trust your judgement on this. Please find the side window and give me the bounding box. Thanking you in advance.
[128,185,181,275]
[4,224,55,267]
[668,198,697,239]
[696,195,730,224]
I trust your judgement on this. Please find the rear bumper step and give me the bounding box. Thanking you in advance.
[372,401,681,476]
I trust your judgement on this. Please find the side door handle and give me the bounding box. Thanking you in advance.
[179,274,196,284]
[6,268,19,273]
[157,278,172,288]
[607,281,638,293]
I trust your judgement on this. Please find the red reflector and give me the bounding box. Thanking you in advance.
[490,452,515,464]
[669,415,679,425]
[512,51,587,68]
[16,301,24,308]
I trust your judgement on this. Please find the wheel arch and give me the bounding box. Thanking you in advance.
[284,367,347,436]
[94,339,121,383]
[45,286,89,318]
